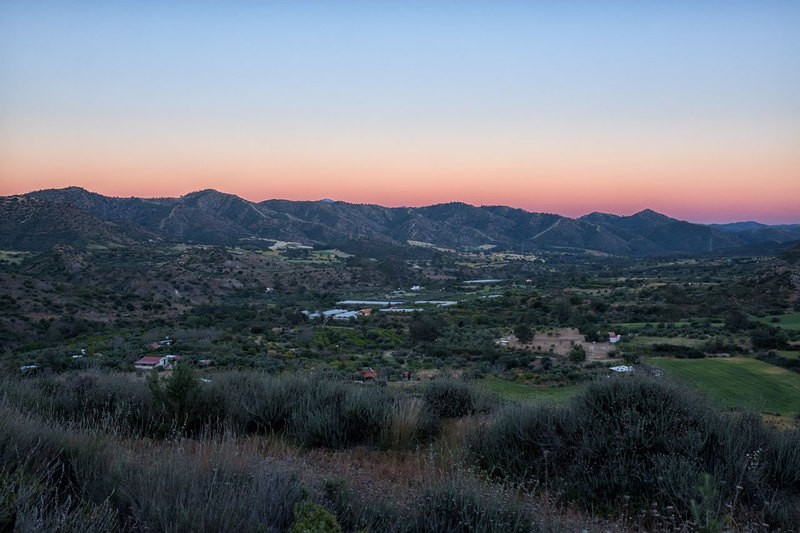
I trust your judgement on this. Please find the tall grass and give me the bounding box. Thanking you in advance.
[1,398,311,532]
[120,439,304,532]
[410,475,537,533]
[382,397,426,450]
[1,458,120,532]
[3,370,799,529]
[2,371,443,449]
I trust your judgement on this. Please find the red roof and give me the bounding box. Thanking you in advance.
[135,356,163,365]
[356,368,377,380]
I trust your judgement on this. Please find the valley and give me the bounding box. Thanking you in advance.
[1,189,800,531]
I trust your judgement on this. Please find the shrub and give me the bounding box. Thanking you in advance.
[120,441,303,532]
[422,379,476,418]
[317,476,404,532]
[568,344,586,363]
[211,372,303,434]
[147,363,203,436]
[290,380,395,449]
[290,500,343,533]
[468,401,572,483]
[563,378,715,509]
[410,476,536,533]
[468,376,800,528]
[651,343,705,358]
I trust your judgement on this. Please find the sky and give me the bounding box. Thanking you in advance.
[1,1,798,224]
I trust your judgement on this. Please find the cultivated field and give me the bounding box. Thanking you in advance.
[754,312,800,332]
[479,375,580,402]
[646,356,800,421]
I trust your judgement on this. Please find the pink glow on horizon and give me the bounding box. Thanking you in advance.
[2,172,798,225]
[2,136,798,224]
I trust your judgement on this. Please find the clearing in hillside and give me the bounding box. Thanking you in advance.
[507,327,617,359]
[754,312,800,332]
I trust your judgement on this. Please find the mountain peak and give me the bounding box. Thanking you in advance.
[631,208,668,218]
[580,211,621,223]
[182,189,226,199]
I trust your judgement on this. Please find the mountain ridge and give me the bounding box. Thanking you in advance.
[5,187,799,256]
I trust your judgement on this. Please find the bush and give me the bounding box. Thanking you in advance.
[651,343,705,358]
[563,378,714,509]
[290,380,393,449]
[147,363,203,435]
[194,373,444,450]
[568,344,586,363]
[120,441,303,532]
[468,401,572,482]
[410,476,536,533]
[290,500,342,533]
[468,376,800,528]
[211,372,302,434]
[423,379,475,418]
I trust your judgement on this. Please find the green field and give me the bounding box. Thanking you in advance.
[625,335,707,349]
[480,375,580,402]
[612,321,724,331]
[754,312,800,332]
[646,357,800,419]
[0,250,29,264]
[612,321,691,330]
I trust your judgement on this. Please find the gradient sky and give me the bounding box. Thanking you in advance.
[1,1,798,224]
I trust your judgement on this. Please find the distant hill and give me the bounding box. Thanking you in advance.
[3,187,798,257]
[0,195,154,251]
[783,241,800,264]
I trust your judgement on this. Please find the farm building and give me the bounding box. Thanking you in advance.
[134,354,181,370]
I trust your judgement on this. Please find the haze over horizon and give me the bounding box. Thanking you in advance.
[2,2,798,225]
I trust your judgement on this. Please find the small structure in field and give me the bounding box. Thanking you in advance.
[134,354,181,370]
[609,365,633,373]
[355,367,378,381]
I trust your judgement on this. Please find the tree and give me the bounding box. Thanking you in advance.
[750,324,788,350]
[409,315,442,344]
[514,324,533,344]
[725,310,750,333]
[569,344,587,363]
[148,362,201,433]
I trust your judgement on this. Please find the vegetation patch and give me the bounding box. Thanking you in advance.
[755,312,800,332]
[0,251,29,264]
[468,376,800,528]
[479,375,579,402]
[646,357,800,419]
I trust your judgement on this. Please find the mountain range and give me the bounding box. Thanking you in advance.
[2,187,799,257]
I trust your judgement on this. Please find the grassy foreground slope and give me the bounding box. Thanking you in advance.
[3,371,800,530]
[646,357,800,419]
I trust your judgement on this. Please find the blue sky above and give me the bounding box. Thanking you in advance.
[1,1,798,223]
